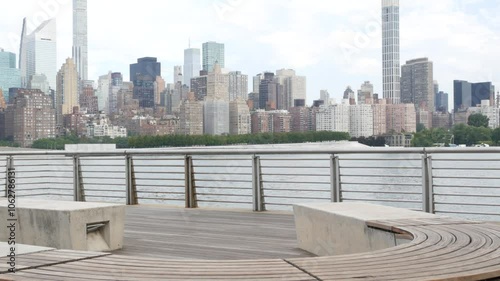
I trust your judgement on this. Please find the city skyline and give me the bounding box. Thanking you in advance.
[0,0,499,107]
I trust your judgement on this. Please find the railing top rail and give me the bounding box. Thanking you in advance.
[2,147,500,157]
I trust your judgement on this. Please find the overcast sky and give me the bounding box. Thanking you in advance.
[1,0,499,105]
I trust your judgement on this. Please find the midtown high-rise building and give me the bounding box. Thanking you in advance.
[73,0,88,80]
[382,0,400,104]
[320,90,330,106]
[96,72,111,112]
[350,104,374,138]
[206,63,229,101]
[5,89,56,147]
[316,103,350,134]
[401,58,434,112]
[229,99,251,135]
[28,74,50,96]
[0,49,21,101]
[183,48,201,86]
[179,94,203,135]
[435,91,449,112]
[454,80,495,112]
[130,58,161,108]
[130,57,161,82]
[56,58,79,125]
[79,84,98,114]
[174,66,183,85]
[358,81,374,105]
[228,71,248,101]
[202,41,225,72]
[19,18,57,89]
[343,86,356,105]
[109,72,123,114]
[258,72,283,110]
[275,69,307,110]
[204,99,229,135]
[386,103,417,133]
[253,74,263,94]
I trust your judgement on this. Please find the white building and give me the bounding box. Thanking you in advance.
[96,72,111,112]
[73,0,88,80]
[20,18,57,89]
[86,116,127,139]
[204,99,230,135]
[350,104,374,138]
[320,90,330,105]
[316,102,350,134]
[382,0,400,104]
[468,100,500,129]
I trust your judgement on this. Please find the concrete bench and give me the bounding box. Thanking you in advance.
[290,202,500,280]
[0,199,125,252]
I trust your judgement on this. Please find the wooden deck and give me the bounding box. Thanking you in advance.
[1,207,500,280]
[114,206,313,260]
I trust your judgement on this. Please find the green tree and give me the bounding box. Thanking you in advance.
[468,113,490,128]
[417,123,426,133]
[492,128,500,145]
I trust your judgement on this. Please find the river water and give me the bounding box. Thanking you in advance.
[7,142,500,222]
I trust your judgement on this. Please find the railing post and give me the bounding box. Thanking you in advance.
[252,155,265,212]
[184,155,197,208]
[330,155,341,203]
[73,155,85,202]
[422,152,434,213]
[125,155,138,205]
[5,156,13,198]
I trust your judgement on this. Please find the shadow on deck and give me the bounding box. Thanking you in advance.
[114,205,314,260]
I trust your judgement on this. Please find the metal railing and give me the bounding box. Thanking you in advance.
[3,147,500,221]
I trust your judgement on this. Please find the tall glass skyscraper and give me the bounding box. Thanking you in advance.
[19,18,57,90]
[382,0,400,104]
[184,48,201,86]
[73,0,88,81]
[0,49,21,101]
[202,42,225,72]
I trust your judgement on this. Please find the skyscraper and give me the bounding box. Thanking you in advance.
[382,0,400,104]
[202,41,225,72]
[454,80,495,112]
[358,82,374,105]
[0,49,21,101]
[183,48,201,86]
[435,91,449,112]
[228,71,248,101]
[274,69,307,110]
[130,57,161,82]
[56,58,79,125]
[401,58,434,112]
[130,57,161,108]
[320,90,330,105]
[97,72,111,112]
[20,18,57,90]
[174,66,183,85]
[73,0,88,80]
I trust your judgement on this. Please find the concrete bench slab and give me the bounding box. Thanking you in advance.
[293,202,438,256]
[0,199,125,252]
